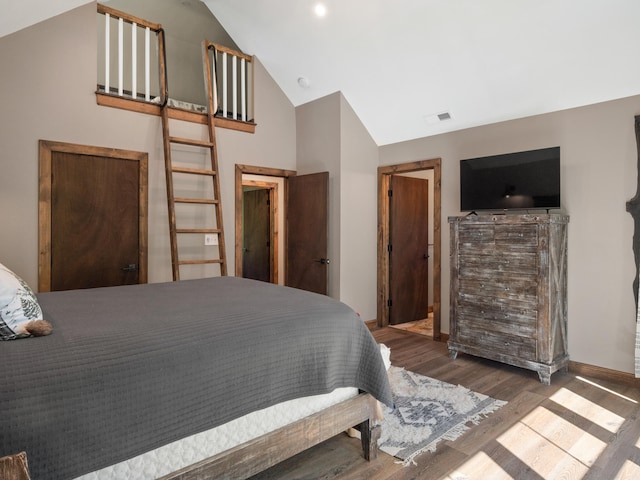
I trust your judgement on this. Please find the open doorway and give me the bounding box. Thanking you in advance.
[241,181,278,283]
[234,165,331,294]
[377,158,442,340]
[235,165,292,284]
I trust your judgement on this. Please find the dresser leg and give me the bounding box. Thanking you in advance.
[537,371,551,385]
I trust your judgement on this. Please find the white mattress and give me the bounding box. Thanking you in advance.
[75,387,358,480]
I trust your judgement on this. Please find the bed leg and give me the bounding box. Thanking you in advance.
[357,419,381,461]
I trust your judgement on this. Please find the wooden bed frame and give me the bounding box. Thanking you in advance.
[159,392,380,480]
[3,393,380,479]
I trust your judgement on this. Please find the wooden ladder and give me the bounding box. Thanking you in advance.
[160,44,227,280]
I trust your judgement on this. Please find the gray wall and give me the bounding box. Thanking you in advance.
[380,95,640,374]
[295,93,342,300]
[295,92,379,321]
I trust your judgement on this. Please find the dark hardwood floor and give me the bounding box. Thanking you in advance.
[251,327,640,480]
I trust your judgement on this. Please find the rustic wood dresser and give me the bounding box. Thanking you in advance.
[448,214,569,384]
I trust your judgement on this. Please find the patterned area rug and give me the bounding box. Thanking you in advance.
[379,366,507,466]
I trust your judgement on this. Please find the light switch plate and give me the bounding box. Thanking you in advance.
[204,234,218,245]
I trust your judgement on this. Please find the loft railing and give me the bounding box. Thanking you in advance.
[96,5,254,130]
[203,41,254,124]
[96,4,167,105]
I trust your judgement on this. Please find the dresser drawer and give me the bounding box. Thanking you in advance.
[458,224,538,244]
[457,294,537,333]
[457,311,536,340]
[458,273,538,299]
[455,323,537,361]
[495,224,539,246]
[458,225,494,244]
[459,252,537,274]
[458,290,538,310]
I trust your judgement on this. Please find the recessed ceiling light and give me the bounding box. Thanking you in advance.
[314,3,327,17]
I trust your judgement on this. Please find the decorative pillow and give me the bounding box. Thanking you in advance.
[0,263,52,340]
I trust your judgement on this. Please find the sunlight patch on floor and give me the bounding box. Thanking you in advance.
[521,406,607,466]
[576,376,638,404]
[497,418,590,479]
[549,387,625,433]
[435,375,637,479]
[445,451,514,480]
[614,459,640,479]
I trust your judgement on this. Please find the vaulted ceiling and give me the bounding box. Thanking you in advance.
[3,0,640,145]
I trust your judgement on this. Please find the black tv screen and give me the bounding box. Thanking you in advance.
[460,146,560,212]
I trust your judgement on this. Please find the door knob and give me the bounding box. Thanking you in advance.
[316,258,330,265]
[122,264,137,272]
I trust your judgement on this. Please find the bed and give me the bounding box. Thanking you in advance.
[0,276,393,479]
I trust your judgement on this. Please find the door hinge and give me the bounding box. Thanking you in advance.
[387,244,392,253]
[387,299,392,307]
[388,189,393,197]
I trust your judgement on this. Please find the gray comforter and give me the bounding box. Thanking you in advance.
[0,277,392,479]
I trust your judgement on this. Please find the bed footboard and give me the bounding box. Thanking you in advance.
[159,392,380,480]
[0,452,30,480]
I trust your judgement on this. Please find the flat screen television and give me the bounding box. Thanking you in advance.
[460,146,560,212]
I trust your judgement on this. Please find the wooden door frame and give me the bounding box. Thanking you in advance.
[234,164,296,280]
[377,158,442,339]
[38,140,148,292]
[241,180,279,283]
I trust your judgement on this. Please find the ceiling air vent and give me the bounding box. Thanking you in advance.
[423,111,453,125]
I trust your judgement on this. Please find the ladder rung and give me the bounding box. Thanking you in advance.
[172,166,216,176]
[174,197,219,205]
[179,259,225,265]
[169,136,215,148]
[176,228,222,234]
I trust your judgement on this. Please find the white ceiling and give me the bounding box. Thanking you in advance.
[3,0,640,146]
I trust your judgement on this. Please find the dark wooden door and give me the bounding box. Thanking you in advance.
[51,152,141,291]
[242,188,271,282]
[286,172,329,295]
[389,175,430,324]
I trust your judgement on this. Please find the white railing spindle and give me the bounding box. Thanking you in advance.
[118,17,123,96]
[241,58,246,121]
[131,22,137,99]
[145,27,150,101]
[222,52,228,118]
[212,51,218,115]
[104,13,110,94]
[232,55,237,120]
